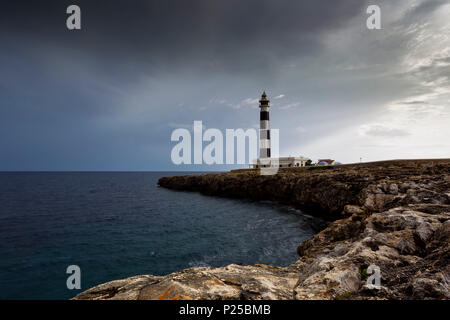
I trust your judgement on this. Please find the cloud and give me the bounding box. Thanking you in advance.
[217,97,259,110]
[1,0,449,170]
[278,102,300,110]
[168,122,206,131]
[240,98,259,107]
[400,101,428,105]
[359,124,410,137]
[209,98,227,105]
[0,0,370,77]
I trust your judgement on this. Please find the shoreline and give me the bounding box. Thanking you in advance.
[74,159,450,300]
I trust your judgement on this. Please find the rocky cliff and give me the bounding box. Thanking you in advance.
[74,159,450,300]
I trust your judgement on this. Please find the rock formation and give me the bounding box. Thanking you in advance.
[74,159,450,300]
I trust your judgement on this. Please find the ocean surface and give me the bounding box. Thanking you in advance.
[0,172,326,299]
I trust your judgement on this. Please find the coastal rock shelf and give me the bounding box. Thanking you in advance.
[74,159,450,300]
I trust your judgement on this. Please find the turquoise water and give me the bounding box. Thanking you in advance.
[0,172,325,299]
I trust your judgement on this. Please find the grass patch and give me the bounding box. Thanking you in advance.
[359,267,368,281]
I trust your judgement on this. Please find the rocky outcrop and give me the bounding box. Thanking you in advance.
[293,204,449,299]
[74,159,450,300]
[74,264,300,300]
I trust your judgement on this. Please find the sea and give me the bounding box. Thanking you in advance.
[0,172,326,299]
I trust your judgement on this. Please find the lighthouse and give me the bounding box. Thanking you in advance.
[253,91,311,169]
[259,91,271,158]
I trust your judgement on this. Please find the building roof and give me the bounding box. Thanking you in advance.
[317,159,335,164]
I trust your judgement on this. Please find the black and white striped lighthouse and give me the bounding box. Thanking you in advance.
[259,91,271,158]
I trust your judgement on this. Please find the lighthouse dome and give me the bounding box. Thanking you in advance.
[259,91,270,105]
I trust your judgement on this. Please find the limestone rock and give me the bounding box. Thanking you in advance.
[75,159,450,300]
[75,264,299,300]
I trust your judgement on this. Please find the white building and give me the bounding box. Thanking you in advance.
[253,156,310,168]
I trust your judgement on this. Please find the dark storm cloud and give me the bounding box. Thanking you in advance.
[401,0,448,19]
[2,1,448,170]
[0,0,368,75]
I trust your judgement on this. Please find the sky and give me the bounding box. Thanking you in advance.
[0,0,449,171]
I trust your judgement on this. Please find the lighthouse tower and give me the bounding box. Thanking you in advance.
[253,91,311,169]
[259,91,271,158]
